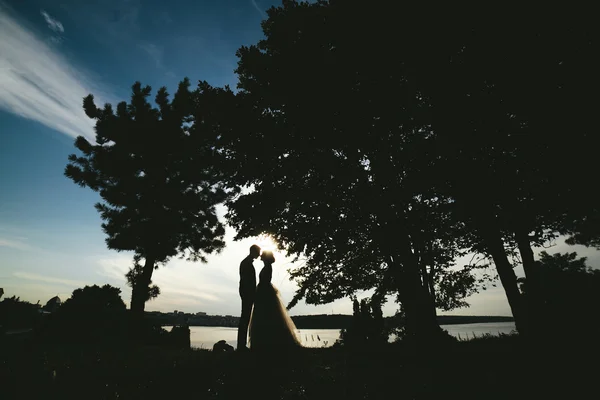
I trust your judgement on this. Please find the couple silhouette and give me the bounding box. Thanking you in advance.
[237,245,301,352]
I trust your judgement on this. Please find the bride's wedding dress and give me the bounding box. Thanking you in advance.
[248,262,301,351]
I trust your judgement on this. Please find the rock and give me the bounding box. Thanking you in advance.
[169,325,191,349]
[212,340,234,352]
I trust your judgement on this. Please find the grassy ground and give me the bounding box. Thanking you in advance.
[1,333,596,399]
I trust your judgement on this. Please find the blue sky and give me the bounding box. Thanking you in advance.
[1,0,598,317]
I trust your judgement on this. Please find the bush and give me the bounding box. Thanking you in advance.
[0,296,41,330]
[38,284,128,345]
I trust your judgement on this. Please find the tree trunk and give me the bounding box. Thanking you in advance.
[427,264,437,308]
[515,227,537,280]
[419,243,438,313]
[515,226,542,335]
[130,256,155,321]
[481,224,528,335]
[391,238,442,343]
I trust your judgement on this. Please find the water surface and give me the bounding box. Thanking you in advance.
[166,321,517,349]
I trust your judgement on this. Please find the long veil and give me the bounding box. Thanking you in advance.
[248,283,301,349]
[274,285,301,345]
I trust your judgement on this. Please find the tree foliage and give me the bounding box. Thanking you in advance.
[61,1,598,341]
[40,284,127,344]
[60,284,126,315]
[218,1,598,338]
[518,252,600,337]
[0,296,40,330]
[217,0,483,340]
[65,79,227,316]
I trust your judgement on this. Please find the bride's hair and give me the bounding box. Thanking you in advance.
[261,250,275,264]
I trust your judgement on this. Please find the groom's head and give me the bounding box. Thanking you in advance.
[249,245,261,259]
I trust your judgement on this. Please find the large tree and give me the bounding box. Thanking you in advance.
[285,193,480,314]
[402,12,598,334]
[518,251,600,338]
[65,79,226,319]
[221,1,599,339]
[218,0,485,341]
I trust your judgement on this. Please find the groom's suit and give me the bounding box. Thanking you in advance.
[237,255,256,350]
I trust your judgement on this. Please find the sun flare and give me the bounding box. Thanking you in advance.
[254,234,279,254]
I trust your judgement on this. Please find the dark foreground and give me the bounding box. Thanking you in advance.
[1,333,596,400]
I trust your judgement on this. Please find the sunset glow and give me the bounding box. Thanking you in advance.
[254,234,279,255]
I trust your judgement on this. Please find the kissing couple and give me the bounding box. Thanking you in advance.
[236,245,301,352]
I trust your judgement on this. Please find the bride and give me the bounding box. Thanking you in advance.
[248,250,301,351]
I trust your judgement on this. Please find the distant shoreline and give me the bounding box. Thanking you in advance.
[146,312,514,329]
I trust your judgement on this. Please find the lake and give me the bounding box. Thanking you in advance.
[165,322,517,349]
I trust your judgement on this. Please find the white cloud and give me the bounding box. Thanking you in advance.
[1,282,73,304]
[138,42,177,79]
[40,10,64,33]
[139,42,163,68]
[48,36,63,44]
[13,271,87,287]
[0,237,34,251]
[96,256,131,282]
[156,11,172,25]
[0,5,111,141]
[250,0,267,18]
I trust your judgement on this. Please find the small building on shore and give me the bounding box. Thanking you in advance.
[43,296,62,313]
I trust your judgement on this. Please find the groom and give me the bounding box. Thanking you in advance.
[237,244,261,351]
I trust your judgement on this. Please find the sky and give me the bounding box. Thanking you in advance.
[1,0,599,318]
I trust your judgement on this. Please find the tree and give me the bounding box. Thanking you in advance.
[406,16,598,335]
[65,79,227,320]
[0,296,40,330]
[41,284,128,344]
[296,4,596,335]
[284,195,481,315]
[337,298,387,347]
[207,1,594,340]
[219,0,483,342]
[60,284,126,315]
[518,252,600,338]
[562,211,600,251]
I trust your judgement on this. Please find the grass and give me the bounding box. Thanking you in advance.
[1,332,597,400]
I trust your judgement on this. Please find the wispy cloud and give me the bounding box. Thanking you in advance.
[0,5,110,141]
[154,11,172,26]
[95,254,235,312]
[13,271,87,288]
[138,42,179,79]
[162,287,223,303]
[40,9,65,44]
[40,10,64,33]
[139,42,163,68]
[110,0,141,33]
[96,256,131,282]
[0,237,35,251]
[250,0,267,18]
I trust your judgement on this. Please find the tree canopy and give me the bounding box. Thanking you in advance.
[219,0,598,337]
[65,79,227,316]
[216,0,485,339]
[63,1,598,341]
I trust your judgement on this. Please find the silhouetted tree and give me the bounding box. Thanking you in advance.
[397,9,598,335]
[61,284,126,314]
[42,284,127,344]
[257,2,596,336]
[338,298,388,347]
[125,263,160,304]
[0,296,40,330]
[65,79,227,321]
[563,213,600,251]
[219,0,484,342]
[518,252,600,338]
